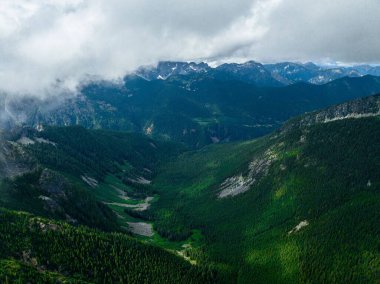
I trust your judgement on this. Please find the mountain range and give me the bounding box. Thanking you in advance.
[2,69,380,148]
[0,61,380,283]
[136,60,380,86]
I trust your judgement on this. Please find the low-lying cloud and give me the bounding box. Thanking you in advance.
[0,0,380,96]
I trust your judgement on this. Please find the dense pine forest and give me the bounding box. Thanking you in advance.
[0,208,218,283]
[148,115,380,283]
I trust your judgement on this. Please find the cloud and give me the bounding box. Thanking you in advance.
[0,0,379,96]
[0,0,262,96]
[250,0,380,64]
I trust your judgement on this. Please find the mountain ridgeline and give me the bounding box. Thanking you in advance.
[136,61,380,86]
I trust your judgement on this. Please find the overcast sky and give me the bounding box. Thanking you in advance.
[1,0,380,95]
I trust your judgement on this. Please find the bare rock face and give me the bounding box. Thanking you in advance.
[39,169,68,200]
[218,148,278,198]
[38,169,76,217]
[0,138,34,179]
[312,95,380,124]
[38,195,64,214]
[288,220,309,235]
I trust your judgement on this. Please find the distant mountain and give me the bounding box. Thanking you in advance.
[136,60,283,87]
[351,65,380,76]
[264,62,320,84]
[134,60,380,87]
[264,62,366,84]
[136,61,210,80]
[213,61,284,87]
[3,75,379,148]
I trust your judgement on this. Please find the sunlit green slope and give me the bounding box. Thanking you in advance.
[149,95,380,283]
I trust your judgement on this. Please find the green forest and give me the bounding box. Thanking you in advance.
[149,117,380,283]
[0,208,217,283]
[1,98,380,283]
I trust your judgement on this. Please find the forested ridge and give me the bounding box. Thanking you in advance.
[0,208,218,283]
[149,116,380,283]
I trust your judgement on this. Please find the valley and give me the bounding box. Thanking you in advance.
[1,93,380,283]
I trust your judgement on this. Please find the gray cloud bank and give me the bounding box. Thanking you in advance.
[1,0,380,95]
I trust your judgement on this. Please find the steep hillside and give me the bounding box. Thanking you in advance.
[145,95,380,283]
[0,208,217,283]
[0,126,183,231]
